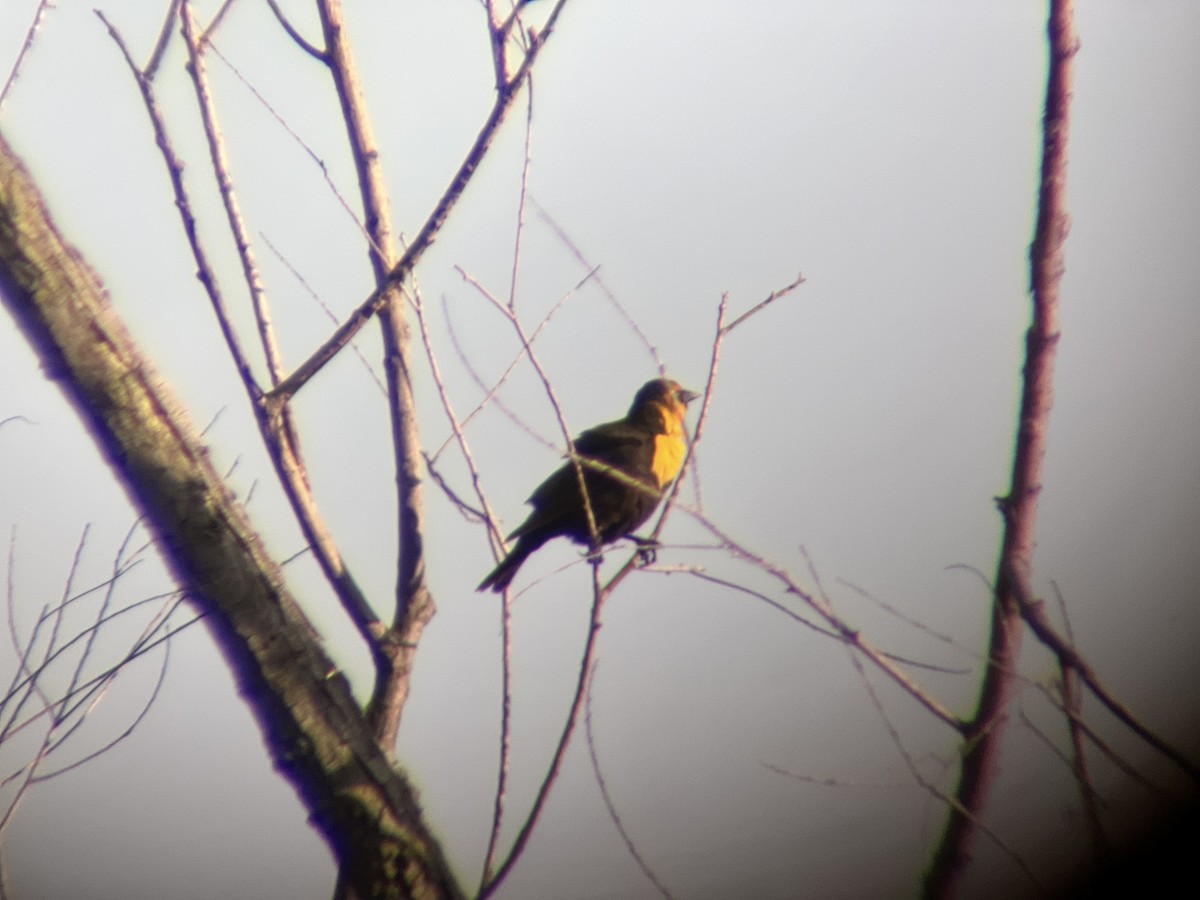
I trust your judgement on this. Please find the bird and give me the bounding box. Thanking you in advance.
[478,378,699,592]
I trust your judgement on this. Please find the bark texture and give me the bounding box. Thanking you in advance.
[0,133,463,900]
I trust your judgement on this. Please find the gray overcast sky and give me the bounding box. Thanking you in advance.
[2,1,1198,898]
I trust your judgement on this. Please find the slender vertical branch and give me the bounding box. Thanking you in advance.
[95,11,260,395]
[480,566,609,899]
[1060,661,1109,860]
[312,0,436,749]
[924,3,1077,896]
[479,588,514,889]
[144,0,182,78]
[1045,584,1107,860]
[478,84,538,889]
[97,10,383,648]
[180,2,286,386]
[584,662,676,899]
[0,0,54,110]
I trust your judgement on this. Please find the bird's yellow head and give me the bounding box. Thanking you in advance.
[628,378,699,435]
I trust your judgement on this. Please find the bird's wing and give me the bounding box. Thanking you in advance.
[572,420,651,460]
[520,422,651,510]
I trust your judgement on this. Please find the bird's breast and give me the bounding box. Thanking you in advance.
[651,432,687,488]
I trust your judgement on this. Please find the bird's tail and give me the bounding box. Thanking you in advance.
[478,534,544,593]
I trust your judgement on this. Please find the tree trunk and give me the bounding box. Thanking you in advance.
[0,132,463,900]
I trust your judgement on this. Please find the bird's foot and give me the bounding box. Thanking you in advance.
[628,535,661,567]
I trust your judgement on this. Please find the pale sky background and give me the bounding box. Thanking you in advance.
[1,1,1198,898]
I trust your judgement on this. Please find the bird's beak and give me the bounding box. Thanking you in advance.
[679,388,700,405]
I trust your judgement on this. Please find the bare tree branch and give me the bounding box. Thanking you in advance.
[196,0,238,48]
[480,563,607,898]
[0,0,54,110]
[180,2,287,386]
[1051,584,1110,861]
[585,662,676,900]
[0,133,464,900]
[265,0,327,62]
[98,8,385,650]
[1020,597,1200,783]
[529,198,664,372]
[143,0,181,78]
[924,3,1077,895]
[264,0,573,405]
[311,0,436,749]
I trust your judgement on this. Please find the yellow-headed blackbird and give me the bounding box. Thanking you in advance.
[478,378,698,592]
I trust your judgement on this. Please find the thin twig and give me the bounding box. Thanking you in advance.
[477,87,569,867]
[479,586,515,888]
[585,661,675,899]
[440,292,544,450]
[845,648,1045,895]
[422,454,487,523]
[265,0,327,61]
[105,2,375,645]
[529,198,662,371]
[38,598,185,781]
[678,569,970,675]
[4,590,187,741]
[0,0,54,110]
[95,10,261,393]
[1050,583,1109,859]
[260,233,387,396]
[445,261,598,462]
[411,289,504,546]
[699,517,964,732]
[481,556,608,898]
[763,760,921,789]
[838,577,982,671]
[506,78,535,308]
[196,0,238,47]
[469,228,608,552]
[1028,680,1167,797]
[265,0,574,405]
[207,44,375,253]
[720,272,806,335]
[180,3,286,386]
[648,292,727,539]
[144,0,182,79]
[1021,598,1200,783]
[42,527,93,707]
[57,523,142,735]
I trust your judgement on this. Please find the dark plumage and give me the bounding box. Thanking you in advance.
[478,378,698,592]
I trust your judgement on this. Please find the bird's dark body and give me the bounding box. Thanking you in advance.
[478,379,696,592]
[515,420,662,546]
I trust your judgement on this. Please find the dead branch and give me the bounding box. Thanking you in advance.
[98,8,384,651]
[265,0,574,406]
[585,661,676,899]
[0,133,464,900]
[923,3,1077,895]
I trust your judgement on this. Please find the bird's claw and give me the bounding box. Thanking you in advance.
[629,535,660,567]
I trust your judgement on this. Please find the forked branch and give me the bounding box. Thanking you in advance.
[924,3,1076,895]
